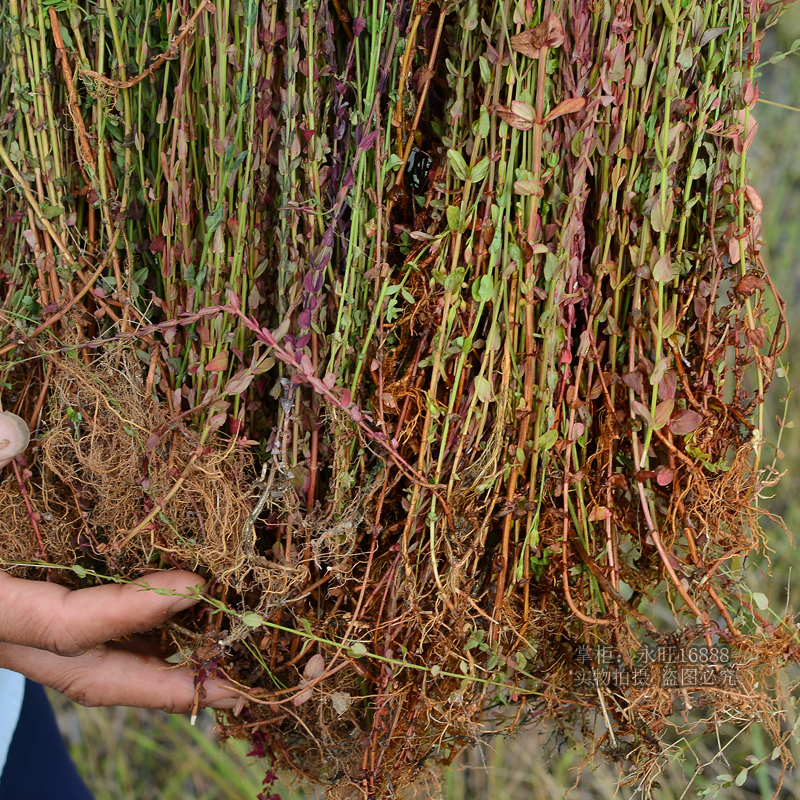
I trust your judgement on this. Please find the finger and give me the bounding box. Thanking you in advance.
[106,633,178,660]
[0,411,30,469]
[0,641,239,712]
[0,570,204,656]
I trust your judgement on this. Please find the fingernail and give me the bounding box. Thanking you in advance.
[207,696,239,710]
[203,677,240,709]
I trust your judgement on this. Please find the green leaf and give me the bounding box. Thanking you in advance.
[538,428,558,452]
[734,769,749,787]
[444,267,466,294]
[446,205,461,231]
[243,0,257,27]
[650,197,674,233]
[544,251,559,281]
[226,151,248,185]
[430,665,441,677]
[752,592,769,610]
[676,45,694,70]
[478,106,490,138]
[470,156,490,183]
[514,178,542,196]
[465,631,483,650]
[478,56,491,85]
[205,206,225,235]
[650,355,670,386]
[474,375,493,403]
[689,159,706,180]
[40,203,63,219]
[71,564,87,578]
[471,274,494,303]
[447,149,469,182]
[385,154,404,171]
[241,612,265,627]
[631,57,647,87]
[349,642,368,658]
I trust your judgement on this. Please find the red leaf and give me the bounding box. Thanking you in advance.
[543,97,586,123]
[728,236,741,265]
[224,370,254,395]
[745,184,763,213]
[300,353,314,375]
[653,399,674,429]
[652,252,673,282]
[292,680,313,707]
[659,370,677,401]
[358,130,379,152]
[668,410,703,436]
[622,370,644,396]
[205,350,229,372]
[208,412,227,430]
[303,654,326,680]
[510,101,536,122]
[656,467,675,486]
[631,400,654,427]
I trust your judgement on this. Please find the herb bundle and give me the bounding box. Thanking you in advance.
[0,0,792,795]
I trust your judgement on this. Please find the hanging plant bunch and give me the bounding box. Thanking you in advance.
[0,0,793,796]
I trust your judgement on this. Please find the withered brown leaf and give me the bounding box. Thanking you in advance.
[735,273,766,298]
[509,15,564,57]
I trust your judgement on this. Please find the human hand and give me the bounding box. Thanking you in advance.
[0,411,238,712]
[0,570,239,712]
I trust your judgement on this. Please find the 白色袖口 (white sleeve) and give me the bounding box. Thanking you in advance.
[0,669,25,779]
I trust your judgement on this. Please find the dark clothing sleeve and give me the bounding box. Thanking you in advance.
[0,680,94,800]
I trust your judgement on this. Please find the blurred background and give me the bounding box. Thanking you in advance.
[50,6,800,799]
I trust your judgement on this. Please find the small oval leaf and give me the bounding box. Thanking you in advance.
[668,409,703,436]
[303,653,326,680]
[349,642,368,658]
[752,592,769,611]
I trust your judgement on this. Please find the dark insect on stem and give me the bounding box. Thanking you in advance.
[405,146,433,195]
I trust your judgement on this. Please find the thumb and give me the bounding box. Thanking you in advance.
[0,411,30,469]
[0,570,205,657]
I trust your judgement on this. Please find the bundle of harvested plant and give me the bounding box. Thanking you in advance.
[0,0,794,796]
